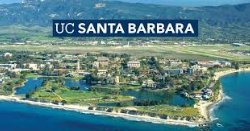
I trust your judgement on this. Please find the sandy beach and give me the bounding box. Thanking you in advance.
[195,88,223,121]
[195,67,250,122]
[213,67,250,81]
[1,67,249,127]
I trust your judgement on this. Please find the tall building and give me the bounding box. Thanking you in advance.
[115,76,120,85]
[76,59,80,72]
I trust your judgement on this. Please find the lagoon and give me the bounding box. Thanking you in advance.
[15,78,44,95]
[2,72,250,130]
[16,78,193,107]
[122,89,195,107]
[64,79,89,90]
[15,78,89,95]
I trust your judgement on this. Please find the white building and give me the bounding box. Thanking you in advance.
[0,64,17,70]
[127,61,141,68]
[24,64,38,70]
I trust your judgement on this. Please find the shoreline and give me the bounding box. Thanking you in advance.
[0,68,249,127]
[213,68,250,81]
[0,95,199,127]
[195,67,250,122]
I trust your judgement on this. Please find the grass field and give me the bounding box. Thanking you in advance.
[30,80,200,118]
[137,105,200,118]
[31,80,133,105]
[0,44,250,61]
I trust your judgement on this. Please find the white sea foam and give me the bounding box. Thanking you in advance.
[209,93,232,121]
[0,95,199,127]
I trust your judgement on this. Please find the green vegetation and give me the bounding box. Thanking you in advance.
[137,105,200,118]
[0,1,250,42]
[211,81,221,102]
[0,25,57,42]
[0,47,248,122]
[90,85,141,95]
[26,78,200,120]
[22,72,40,79]
[1,44,250,62]
[30,80,133,105]
[0,73,26,95]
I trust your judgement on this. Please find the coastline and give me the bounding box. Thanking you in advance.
[0,68,249,127]
[213,68,250,81]
[195,67,250,122]
[0,95,199,127]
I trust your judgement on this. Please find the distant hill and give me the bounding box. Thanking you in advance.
[0,0,249,42]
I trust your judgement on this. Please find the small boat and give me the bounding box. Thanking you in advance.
[216,123,224,127]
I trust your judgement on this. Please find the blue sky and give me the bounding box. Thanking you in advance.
[1,0,250,6]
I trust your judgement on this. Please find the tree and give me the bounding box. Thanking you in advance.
[182,84,192,92]
[61,100,67,104]
[132,68,140,76]
[25,93,31,99]
[121,59,128,69]
[70,86,80,90]
[51,86,58,92]
[232,62,240,70]
[148,57,157,68]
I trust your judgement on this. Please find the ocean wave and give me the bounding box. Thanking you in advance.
[223,95,232,100]
[209,93,232,121]
[77,110,198,127]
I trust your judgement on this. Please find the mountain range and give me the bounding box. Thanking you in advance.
[0,0,249,42]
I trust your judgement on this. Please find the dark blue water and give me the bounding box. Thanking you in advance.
[64,79,89,90]
[16,78,89,95]
[210,72,250,131]
[3,72,250,130]
[15,78,44,95]
[123,90,195,107]
[169,95,194,107]
[0,101,193,131]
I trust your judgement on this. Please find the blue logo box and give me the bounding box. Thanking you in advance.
[53,20,198,37]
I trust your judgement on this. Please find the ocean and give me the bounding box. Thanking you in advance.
[0,72,250,131]
[209,71,250,131]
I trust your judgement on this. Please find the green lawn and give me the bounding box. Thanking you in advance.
[137,105,200,118]
[31,80,133,105]
[1,44,250,61]
[22,72,41,79]
[27,78,204,119]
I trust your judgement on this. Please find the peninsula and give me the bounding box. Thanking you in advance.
[0,44,249,127]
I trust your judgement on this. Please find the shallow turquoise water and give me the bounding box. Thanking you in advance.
[1,72,250,130]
